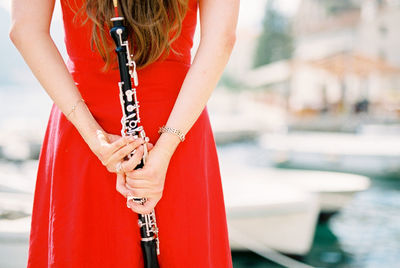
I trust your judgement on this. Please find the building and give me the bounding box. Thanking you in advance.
[240,0,400,126]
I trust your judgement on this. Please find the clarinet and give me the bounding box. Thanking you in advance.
[110,1,160,267]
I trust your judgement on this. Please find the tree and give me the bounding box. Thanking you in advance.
[253,0,293,68]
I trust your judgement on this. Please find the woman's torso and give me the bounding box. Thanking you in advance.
[60,0,198,137]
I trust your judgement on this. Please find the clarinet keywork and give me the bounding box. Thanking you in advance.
[110,6,161,268]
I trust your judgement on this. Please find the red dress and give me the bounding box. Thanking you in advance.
[26,0,232,267]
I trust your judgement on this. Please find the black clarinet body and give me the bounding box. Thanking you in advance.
[110,16,160,268]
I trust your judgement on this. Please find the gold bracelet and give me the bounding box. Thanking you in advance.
[158,125,185,142]
[66,98,85,118]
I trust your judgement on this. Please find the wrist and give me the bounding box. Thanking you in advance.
[67,102,105,154]
[86,129,105,156]
[155,132,181,158]
[158,125,185,142]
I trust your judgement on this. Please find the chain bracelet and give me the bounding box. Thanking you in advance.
[158,125,185,142]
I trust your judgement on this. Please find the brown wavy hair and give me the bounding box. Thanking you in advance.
[68,0,189,71]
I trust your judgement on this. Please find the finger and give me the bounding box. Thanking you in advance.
[125,166,149,180]
[125,177,149,189]
[122,146,144,172]
[128,198,158,215]
[114,161,123,174]
[125,183,147,198]
[115,173,130,198]
[110,136,142,155]
[108,134,122,143]
[108,139,144,165]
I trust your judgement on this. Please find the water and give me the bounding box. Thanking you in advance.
[218,142,400,268]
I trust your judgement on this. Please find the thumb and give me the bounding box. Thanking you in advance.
[147,143,154,151]
[108,134,121,143]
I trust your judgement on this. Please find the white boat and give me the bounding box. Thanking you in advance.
[221,166,320,255]
[0,193,31,268]
[237,167,370,214]
[358,124,400,136]
[0,216,31,242]
[260,132,400,177]
[0,216,31,268]
[221,164,370,255]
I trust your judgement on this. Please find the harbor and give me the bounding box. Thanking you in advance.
[2,0,400,267]
[219,142,400,267]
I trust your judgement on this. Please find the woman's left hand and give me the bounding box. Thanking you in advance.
[123,144,172,214]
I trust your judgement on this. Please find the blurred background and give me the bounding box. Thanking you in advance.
[1,0,400,267]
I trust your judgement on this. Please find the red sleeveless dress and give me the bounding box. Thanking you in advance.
[26,0,232,267]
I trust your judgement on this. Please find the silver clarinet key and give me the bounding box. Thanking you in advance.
[127,105,135,112]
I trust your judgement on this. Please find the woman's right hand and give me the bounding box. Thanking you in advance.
[92,130,145,173]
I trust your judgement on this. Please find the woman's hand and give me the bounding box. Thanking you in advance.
[92,130,145,173]
[121,143,172,214]
[117,142,154,174]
